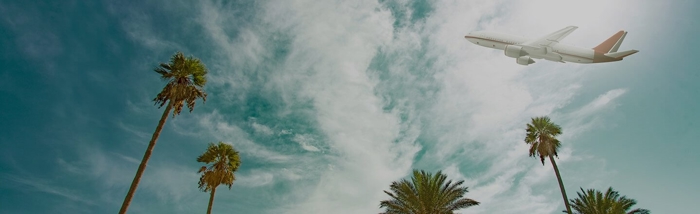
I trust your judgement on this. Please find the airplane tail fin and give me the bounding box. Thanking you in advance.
[593,30,627,53]
[604,50,639,59]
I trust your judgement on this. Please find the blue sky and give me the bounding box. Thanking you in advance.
[1,0,697,213]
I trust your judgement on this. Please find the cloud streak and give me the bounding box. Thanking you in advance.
[2,174,95,206]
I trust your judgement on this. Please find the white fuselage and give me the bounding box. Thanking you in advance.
[465,31,597,64]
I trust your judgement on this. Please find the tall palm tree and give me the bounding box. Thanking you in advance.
[197,142,241,214]
[379,170,479,214]
[568,187,650,214]
[119,52,208,214]
[525,116,572,214]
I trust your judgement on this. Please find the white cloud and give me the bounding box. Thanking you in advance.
[192,111,295,163]
[560,88,628,140]
[235,168,306,188]
[249,1,423,213]
[50,143,215,213]
[114,152,141,165]
[250,120,275,136]
[105,4,184,53]
[2,174,95,206]
[116,120,151,144]
[236,170,275,187]
[139,164,201,204]
[572,88,628,117]
[292,134,320,152]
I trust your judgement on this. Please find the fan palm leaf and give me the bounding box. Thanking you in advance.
[525,116,572,214]
[198,142,241,214]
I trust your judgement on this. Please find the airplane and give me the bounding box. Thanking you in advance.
[464,26,638,65]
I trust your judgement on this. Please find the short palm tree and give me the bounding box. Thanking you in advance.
[379,170,479,214]
[568,187,650,214]
[525,116,572,214]
[197,142,241,214]
[119,52,208,214]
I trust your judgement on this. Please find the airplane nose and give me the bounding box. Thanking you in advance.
[464,34,475,43]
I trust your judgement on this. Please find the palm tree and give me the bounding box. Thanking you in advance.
[119,52,208,214]
[197,142,241,214]
[525,116,572,214]
[379,170,479,214]
[568,187,650,214]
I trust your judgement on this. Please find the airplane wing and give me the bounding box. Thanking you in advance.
[522,26,578,48]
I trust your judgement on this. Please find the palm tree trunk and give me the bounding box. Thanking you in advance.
[119,102,173,214]
[207,188,216,214]
[549,156,572,214]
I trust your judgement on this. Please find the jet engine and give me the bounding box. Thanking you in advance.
[516,55,535,65]
[504,45,526,58]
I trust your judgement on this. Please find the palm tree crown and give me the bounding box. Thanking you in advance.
[525,116,563,165]
[380,170,479,214]
[153,51,208,116]
[197,142,241,191]
[525,116,572,214]
[569,187,650,214]
[197,142,241,214]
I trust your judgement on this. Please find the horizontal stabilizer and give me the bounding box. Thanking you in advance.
[604,50,638,58]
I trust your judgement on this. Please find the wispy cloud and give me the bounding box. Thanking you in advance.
[236,170,275,187]
[250,119,275,136]
[51,142,213,212]
[190,110,296,163]
[2,174,95,206]
[569,88,628,119]
[235,168,307,188]
[0,2,63,60]
[560,88,628,140]
[291,134,320,152]
[104,2,183,53]
[116,120,151,144]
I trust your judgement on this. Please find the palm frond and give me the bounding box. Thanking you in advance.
[525,116,563,166]
[627,208,650,214]
[152,51,208,117]
[380,170,478,214]
[197,142,241,192]
[570,187,649,214]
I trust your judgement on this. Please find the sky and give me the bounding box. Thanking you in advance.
[0,0,698,213]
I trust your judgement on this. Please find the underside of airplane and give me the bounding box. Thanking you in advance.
[464,26,639,65]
